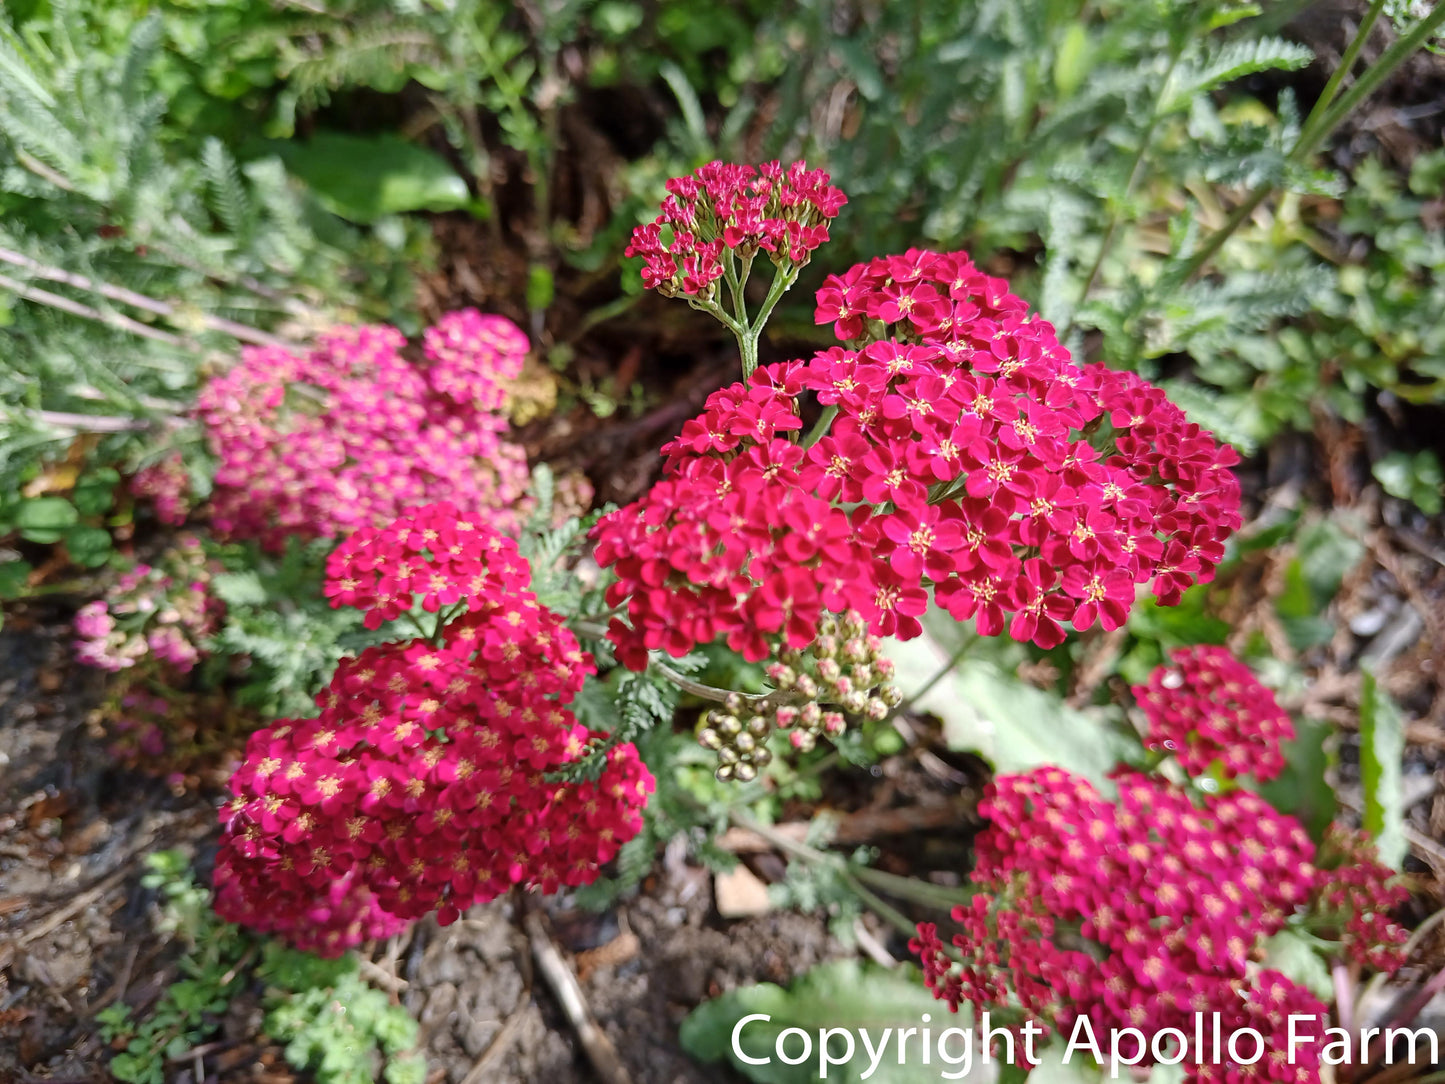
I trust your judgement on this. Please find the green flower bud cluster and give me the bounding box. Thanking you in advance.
[695,611,902,782]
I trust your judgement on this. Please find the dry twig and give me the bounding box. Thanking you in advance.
[523,907,633,1084]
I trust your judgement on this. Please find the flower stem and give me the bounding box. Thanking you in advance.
[1067,41,1186,337]
[1172,1,1445,285]
[801,404,838,448]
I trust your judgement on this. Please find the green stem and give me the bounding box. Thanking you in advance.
[1295,0,1388,153]
[1068,42,1186,335]
[802,404,839,448]
[842,872,928,940]
[1302,5,1445,162]
[729,810,972,913]
[1173,2,1445,285]
[737,265,797,380]
[895,634,976,718]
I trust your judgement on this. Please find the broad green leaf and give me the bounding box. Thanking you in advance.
[64,525,112,567]
[887,614,1130,786]
[1359,671,1407,869]
[73,466,120,516]
[680,960,957,1084]
[14,495,78,542]
[1053,23,1092,98]
[1276,514,1365,650]
[1260,929,1332,1001]
[1257,718,1338,840]
[261,133,470,223]
[1027,1041,1101,1083]
[0,557,30,598]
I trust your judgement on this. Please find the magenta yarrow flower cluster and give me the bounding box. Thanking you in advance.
[214,503,652,955]
[593,246,1241,675]
[129,453,193,526]
[1312,826,1411,971]
[196,310,530,551]
[624,160,846,299]
[73,536,220,673]
[911,766,1408,1083]
[911,768,1330,1083]
[1134,646,1296,780]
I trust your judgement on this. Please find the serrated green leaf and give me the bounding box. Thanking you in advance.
[680,960,952,1084]
[1359,670,1407,869]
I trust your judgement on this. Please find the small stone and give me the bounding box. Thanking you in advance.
[714,865,773,918]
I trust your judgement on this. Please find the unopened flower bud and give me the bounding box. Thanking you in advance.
[774,706,799,729]
[715,763,734,782]
[795,674,818,699]
[734,762,758,783]
[747,714,771,738]
[864,697,889,720]
[724,692,745,715]
[765,662,797,689]
[880,684,903,707]
[697,728,723,751]
[817,658,842,683]
[735,732,756,754]
[821,712,846,737]
[799,703,822,728]
[842,690,867,715]
[813,634,838,659]
[790,731,816,753]
[842,638,868,664]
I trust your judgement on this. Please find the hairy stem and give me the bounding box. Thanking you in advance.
[0,246,295,349]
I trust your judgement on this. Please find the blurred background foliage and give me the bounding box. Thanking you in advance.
[0,0,1441,762]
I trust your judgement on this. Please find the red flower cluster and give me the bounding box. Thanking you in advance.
[1312,826,1410,972]
[214,504,654,955]
[911,767,1409,1082]
[196,312,530,551]
[215,871,408,959]
[624,160,847,298]
[1133,647,1295,780]
[593,247,1241,666]
[129,452,193,526]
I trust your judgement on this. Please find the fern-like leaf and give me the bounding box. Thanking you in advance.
[1166,37,1313,113]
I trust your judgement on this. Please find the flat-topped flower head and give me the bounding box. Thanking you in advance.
[594,247,1243,674]
[910,767,1395,1081]
[196,312,530,550]
[216,502,651,951]
[625,160,846,298]
[1133,646,1295,780]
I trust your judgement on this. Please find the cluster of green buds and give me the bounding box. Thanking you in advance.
[695,611,902,782]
